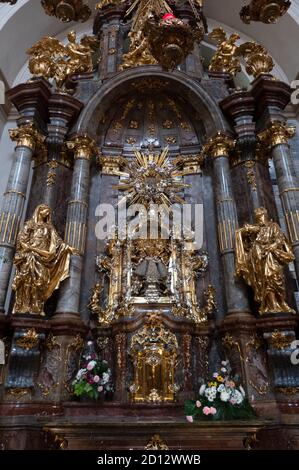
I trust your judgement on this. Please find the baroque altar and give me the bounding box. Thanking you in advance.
[0,0,299,450]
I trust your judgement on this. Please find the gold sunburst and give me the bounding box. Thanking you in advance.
[113,147,189,207]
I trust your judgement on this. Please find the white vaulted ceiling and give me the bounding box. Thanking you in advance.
[0,0,298,86]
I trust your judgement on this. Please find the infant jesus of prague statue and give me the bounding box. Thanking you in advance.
[235,207,295,314]
[12,204,74,316]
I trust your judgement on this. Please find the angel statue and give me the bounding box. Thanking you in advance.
[12,204,75,316]
[27,31,99,91]
[235,207,295,315]
[208,27,241,75]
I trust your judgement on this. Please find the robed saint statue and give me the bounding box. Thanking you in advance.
[12,204,74,315]
[235,207,295,314]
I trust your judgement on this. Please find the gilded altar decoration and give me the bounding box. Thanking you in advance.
[240,0,291,24]
[27,31,99,91]
[16,329,39,350]
[208,28,241,76]
[90,146,214,326]
[41,0,91,22]
[120,0,172,70]
[237,41,274,78]
[270,330,292,349]
[9,123,46,153]
[114,147,189,207]
[235,207,295,314]
[145,13,200,70]
[258,121,296,148]
[12,204,74,316]
[208,28,275,78]
[129,314,178,403]
[144,434,169,450]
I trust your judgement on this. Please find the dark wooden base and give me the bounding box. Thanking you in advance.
[0,404,299,449]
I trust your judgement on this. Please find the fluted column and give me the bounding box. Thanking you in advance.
[0,124,45,312]
[55,134,99,316]
[203,132,250,315]
[259,121,299,281]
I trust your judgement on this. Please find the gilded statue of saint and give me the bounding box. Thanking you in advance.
[12,204,74,316]
[235,207,295,314]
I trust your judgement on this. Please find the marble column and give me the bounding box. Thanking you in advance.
[258,121,299,282]
[55,135,99,316]
[0,124,45,312]
[221,91,262,215]
[44,93,83,209]
[203,132,250,315]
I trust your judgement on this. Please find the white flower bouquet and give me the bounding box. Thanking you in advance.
[185,361,255,421]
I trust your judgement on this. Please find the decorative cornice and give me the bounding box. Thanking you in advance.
[201,132,236,159]
[66,134,99,160]
[258,121,296,148]
[98,155,127,175]
[173,154,204,174]
[9,123,46,151]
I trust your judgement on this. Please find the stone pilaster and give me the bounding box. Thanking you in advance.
[55,134,99,316]
[93,6,124,78]
[0,124,46,312]
[203,132,250,315]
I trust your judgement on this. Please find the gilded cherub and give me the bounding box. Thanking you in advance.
[208,27,241,75]
[27,31,99,91]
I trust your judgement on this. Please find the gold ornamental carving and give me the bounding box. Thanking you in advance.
[66,134,99,160]
[41,0,92,23]
[258,121,296,149]
[270,330,292,349]
[208,28,241,75]
[12,204,74,316]
[276,387,299,395]
[145,14,200,71]
[208,28,275,78]
[245,161,257,191]
[9,124,46,152]
[16,329,39,350]
[202,132,235,159]
[98,155,127,175]
[114,147,189,207]
[235,207,295,314]
[27,31,99,91]
[145,434,169,450]
[7,388,30,399]
[237,41,274,78]
[129,314,178,403]
[240,0,291,24]
[174,154,204,175]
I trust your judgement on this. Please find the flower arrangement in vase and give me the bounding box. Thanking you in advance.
[185,361,255,421]
[72,341,113,401]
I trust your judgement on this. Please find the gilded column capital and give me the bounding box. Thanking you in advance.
[9,123,46,151]
[202,132,236,159]
[258,121,296,148]
[66,134,99,160]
